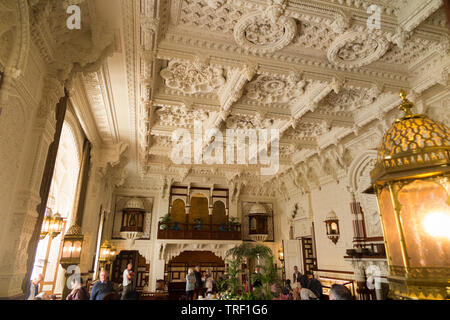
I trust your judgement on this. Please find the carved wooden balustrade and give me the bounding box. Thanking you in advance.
[157,222,241,240]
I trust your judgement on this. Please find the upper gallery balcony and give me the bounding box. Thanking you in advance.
[157,222,242,240]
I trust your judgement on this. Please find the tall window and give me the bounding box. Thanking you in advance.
[31,121,81,295]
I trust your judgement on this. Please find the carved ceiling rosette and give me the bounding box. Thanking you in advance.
[233,1,297,54]
[327,31,390,68]
[160,60,225,94]
[245,73,306,104]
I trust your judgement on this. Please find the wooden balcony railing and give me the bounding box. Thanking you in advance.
[157,222,242,240]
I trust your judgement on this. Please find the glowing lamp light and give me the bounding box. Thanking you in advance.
[99,241,112,262]
[60,224,84,268]
[48,213,64,237]
[368,91,450,300]
[278,247,284,262]
[423,211,450,239]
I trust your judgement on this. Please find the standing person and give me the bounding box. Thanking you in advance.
[329,284,353,300]
[26,274,43,300]
[252,267,262,288]
[194,266,203,297]
[205,270,214,295]
[186,268,196,300]
[294,266,308,288]
[293,266,302,284]
[90,269,115,300]
[66,277,89,300]
[121,263,134,300]
[306,272,323,300]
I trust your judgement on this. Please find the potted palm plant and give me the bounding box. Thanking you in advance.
[159,214,171,230]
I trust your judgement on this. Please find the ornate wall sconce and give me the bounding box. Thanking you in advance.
[368,91,450,300]
[324,210,340,244]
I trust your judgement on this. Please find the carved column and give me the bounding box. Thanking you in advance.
[0,77,65,298]
[22,88,69,296]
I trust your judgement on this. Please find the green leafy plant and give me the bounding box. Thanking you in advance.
[224,243,273,296]
[159,213,171,230]
[251,255,282,300]
[225,258,243,297]
[215,277,228,293]
[228,216,241,231]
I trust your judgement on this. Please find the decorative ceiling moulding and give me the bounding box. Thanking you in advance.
[233,0,297,54]
[327,30,390,69]
[206,0,227,9]
[245,72,306,104]
[160,59,226,94]
[161,32,410,87]
[326,0,399,16]
[396,0,443,32]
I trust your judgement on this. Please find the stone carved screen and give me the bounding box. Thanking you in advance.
[112,196,153,240]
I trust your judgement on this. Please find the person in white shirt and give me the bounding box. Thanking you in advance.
[293,282,318,300]
[121,263,134,300]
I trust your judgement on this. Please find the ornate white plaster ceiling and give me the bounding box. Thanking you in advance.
[74,0,449,193]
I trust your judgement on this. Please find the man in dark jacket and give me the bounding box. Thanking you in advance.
[306,272,323,300]
[252,267,262,288]
[90,269,115,300]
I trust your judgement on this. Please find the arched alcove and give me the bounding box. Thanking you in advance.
[212,200,227,226]
[170,199,186,227]
[188,196,209,224]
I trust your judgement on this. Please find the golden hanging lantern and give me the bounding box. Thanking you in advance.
[370,90,450,300]
[99,240,112,262]
[60,224,84,268]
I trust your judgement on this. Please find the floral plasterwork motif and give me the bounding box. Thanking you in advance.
[288,121,328,138]
[328,31,390,68]
[155,105,209,128]
[225,113,286,130]
[160,60,226,94]
[233,5,297,54]
[245,74,306,104]
[320,88,378,113]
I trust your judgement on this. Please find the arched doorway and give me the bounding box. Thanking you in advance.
[166,251,225,300]
[31,121,81,296]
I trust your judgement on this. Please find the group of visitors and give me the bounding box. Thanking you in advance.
[26,263,138,300]
[90,263,139,300]
[276,266,353,300]
[185,266,216,300]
